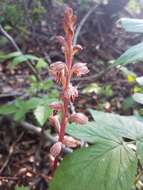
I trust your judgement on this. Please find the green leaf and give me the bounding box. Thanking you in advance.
[136,76,143,86]
[34,105,52,126]
[66,109,143,186]
[0,104,17,115]
[89,109,143,139]
[49,138,137,190]
[0,51,22,60]
[132,93,143,104]
[67,110,143,143]
[115,42,143,66]
[67,122,101,143]
[9,54,39,68]
[82,83,102,94]
[119,18,143,33]
[36,58,47,70]
[122,96,135,111]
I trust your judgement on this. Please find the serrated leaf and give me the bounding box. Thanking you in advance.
[89,109,143,139]
[132,93,143,104]
[34,105,52,126]
[50,138,137,190]
[66,109,143,184]
[115,42,143,66]
[119,18,143,33]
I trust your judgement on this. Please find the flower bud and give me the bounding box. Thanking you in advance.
[56,36,66,47]
[63,7,76,36]
[70,112,88,124]
[49,115,61,133]
[49,102,63,112]
[63,135,80,148]
[72,62,89,77]
[50,142,62,158]
[73,44,83,55]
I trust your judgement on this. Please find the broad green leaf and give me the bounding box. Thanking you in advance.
[14,110,26,121]
[115,42,143,66]
[89,109,143,139]
[67,109,143,182]
[137,138,143,165]
[132,93,143,104]
[50,138,137,190]
[67,122,104,143]
[34,105,52,126]
[119,18,143,33]
[67,110,143,143]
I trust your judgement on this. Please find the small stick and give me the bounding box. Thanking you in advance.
[0,132,24,174]
[0,176,18,180]
[0,24,41,81]
[73,4,98,46]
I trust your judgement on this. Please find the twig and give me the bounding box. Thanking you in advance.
[73,4,98,46]
[134,171,143,185]
[0,24,41,81]
[0,176,18,180]
[19,121,72,154]
[0,132,24,174]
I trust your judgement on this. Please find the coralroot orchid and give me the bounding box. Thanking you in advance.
[49,7,89,173]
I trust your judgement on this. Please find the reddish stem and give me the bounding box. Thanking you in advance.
[51,7,74,174]
[59,98,68,142]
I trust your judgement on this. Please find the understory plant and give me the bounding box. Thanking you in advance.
[48,7,89,171]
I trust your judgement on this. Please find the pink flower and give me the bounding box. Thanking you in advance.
[56,36,66,47]
[63,84,78,102]
[49,102,63,112]
[70,112,88,124]
[49,62,67,86]
[72,62,89,77]
[50,142,62,158]
[49,115,61,133]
